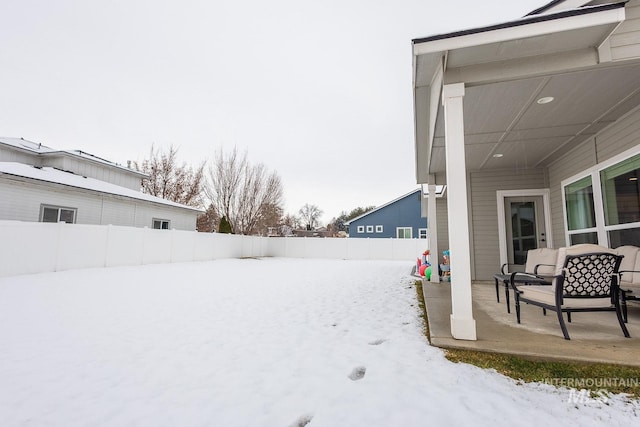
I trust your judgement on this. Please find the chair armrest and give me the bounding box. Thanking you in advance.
[509,272,555,292]
[533,264,555,274]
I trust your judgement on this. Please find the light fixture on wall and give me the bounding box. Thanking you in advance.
[537,96,555,104]
[493,153,504,158]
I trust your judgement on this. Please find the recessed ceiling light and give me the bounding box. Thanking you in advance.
[537,96,554,104]
[493,153,503,158]
[630,177,638,181]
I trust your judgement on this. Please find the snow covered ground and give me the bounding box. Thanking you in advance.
[0,258,637,426]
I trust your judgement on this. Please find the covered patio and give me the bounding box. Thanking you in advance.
[423,280,640,366]
[413,1,640,341]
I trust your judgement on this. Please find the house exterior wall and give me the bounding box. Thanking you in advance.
[609,0,640,62]
[43,155,141,190]
[435,197,449,266]
[547,106,640,248]
[0,176,198,230]
[468,168,547,280]
[0,146,40,165]
[349,190,427,238]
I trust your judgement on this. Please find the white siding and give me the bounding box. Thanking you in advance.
[595,107,640,162]
[546,106,640,248]
[610,1,640,62]
[468,168,547,280]
[0,176,198,230]
[0,147,40,165]
[44,155,141,190]
[547,139,598,247]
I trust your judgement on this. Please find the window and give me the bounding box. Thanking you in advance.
[419,228,428,239]
[375,225,383,233]
[564,175,598,245]
[396,227,412,239]
[562,148,640,247]
[40,205,76,223]
[153,219,171,230]
[357,225,364,233]
[600,153,640,246]
[366,225,374,233]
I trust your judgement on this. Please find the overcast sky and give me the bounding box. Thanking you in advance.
[0,0,546,223]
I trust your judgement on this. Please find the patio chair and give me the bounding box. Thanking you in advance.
[615,245,640,323]
[493,248,557,313]
[511,244,629,340]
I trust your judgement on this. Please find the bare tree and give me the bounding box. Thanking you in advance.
[299,203,323,230]
[136,144,206,208]
[196,203,219,232]
[206,147,284,235]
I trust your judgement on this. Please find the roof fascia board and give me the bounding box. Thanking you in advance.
[527,0,594,16]
[413,4,626,56]
[444,47,598,86]
[345,189,421,225]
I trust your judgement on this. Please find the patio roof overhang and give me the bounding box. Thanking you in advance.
[412,2,640,183]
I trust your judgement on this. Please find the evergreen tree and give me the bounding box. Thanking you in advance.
[218,216,233,234]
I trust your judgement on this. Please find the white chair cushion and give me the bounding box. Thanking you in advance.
[554,244,617,277]
[614,245,640,285]
[519,285,613,309]
[524,248,558,276]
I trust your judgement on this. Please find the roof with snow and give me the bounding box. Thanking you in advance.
[0,162,202,212]
[0,137,147,178]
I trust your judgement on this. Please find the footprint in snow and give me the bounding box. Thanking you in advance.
[368,339,386,346]
[290,414,313,427]
[348,366,366,381]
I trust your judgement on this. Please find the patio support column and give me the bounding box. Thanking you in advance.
[427,176,439,283]
[442,82,477,341]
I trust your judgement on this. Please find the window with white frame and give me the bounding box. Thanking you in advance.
[375,225,383,233]
[419,228,428,239]
[40,205,76,223]
[563,149,640,247]
[600,153,640,246]
[366,225,374,233]
[153,219,171,230]
[564,176,598,245]
[396,227,412,239]
[357,225,364,233]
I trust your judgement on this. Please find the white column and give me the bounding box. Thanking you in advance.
[427,178,439,284]
[442,83,477,341]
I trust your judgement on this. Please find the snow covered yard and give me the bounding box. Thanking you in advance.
[0,258,637,426]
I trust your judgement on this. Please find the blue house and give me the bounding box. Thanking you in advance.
[346,189,427,238]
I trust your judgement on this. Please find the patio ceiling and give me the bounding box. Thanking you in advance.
[413,2,640,179]
[429,61,640,174]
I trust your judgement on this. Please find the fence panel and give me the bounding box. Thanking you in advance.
[0,221,429,277]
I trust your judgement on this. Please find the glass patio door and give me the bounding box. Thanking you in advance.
[504,196,546,270]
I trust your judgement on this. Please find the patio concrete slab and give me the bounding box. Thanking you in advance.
[422,280,640,367]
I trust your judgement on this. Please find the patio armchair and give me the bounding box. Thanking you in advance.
[614,245,640,323]
[493,248,557,313]
[511,244,630,340]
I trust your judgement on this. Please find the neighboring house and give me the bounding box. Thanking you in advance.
[412,0,640,340]
[346,189,428,238]
[0,137,201,230]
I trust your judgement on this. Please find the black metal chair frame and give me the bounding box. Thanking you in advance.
[512,252,630,340]
[618,269,640,323]
[494,263,553,313]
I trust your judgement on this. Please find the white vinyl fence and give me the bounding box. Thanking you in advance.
[0,221,428,277]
